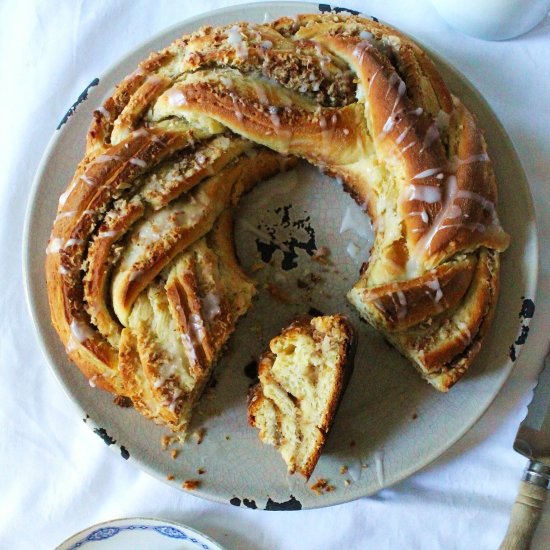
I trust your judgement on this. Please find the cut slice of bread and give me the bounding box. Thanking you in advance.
[248,315,356,479]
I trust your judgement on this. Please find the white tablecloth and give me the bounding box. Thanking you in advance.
[2,1,549,548]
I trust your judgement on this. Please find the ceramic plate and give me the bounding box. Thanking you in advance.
[24,2,538,510]
[56,518,224,550]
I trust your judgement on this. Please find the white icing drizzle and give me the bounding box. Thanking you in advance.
[46,238,64,254]
[89,375,97,388]
[166,88,187,106]
[64,238,85,248]
[202,293,221,322]
[406,184,441,204]
[54,210,77,222]
[129,157,147,168]
[252,82,269,105]
[359,30,374,41]
[59,265,69,276]
[181,332,199,366]
[340,206,373,240]
[457,321,472,344]
[385,72,400,98]
[97,106,110,120]
[189,313,206,344]
[368,68,381,94]
[227,26,248,58]
[414,174,458,254]
[379,73,407,140]
[395,290,408,321]
[426,277,444,303]
[396,124,412,145]
[409,210,429,224]
[269,106,281,128]
[93,154,121,164]
[456,189,495,216]
[58,184,75,206]
[80,174,95,186]
[98,230,118,239]
[449,153,490,171]
[412,167,442,180]
[401,141,416,153]
[70,318,95,343]
[230,93,244,121]
[352,40,372,64]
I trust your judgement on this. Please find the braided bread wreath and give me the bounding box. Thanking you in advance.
[46,13,509,443]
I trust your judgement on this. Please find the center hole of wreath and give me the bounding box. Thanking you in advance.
[234,160,375,312]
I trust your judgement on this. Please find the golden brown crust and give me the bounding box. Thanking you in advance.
[46,13,509,435]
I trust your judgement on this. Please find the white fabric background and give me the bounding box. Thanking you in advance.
[1,1,549,548]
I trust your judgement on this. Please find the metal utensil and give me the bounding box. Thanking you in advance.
[500,351,550,549]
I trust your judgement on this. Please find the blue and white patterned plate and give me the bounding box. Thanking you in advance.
[56,518,225,550]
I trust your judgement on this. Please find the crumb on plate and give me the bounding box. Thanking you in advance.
[183,479,200,490]
[310,478,335,495]
[192,427,206,445]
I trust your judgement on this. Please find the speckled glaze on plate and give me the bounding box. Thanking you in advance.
[55,518,225,550]
[23,2,538,510]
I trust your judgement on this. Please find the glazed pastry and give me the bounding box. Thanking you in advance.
[45,13,509,436]
[248,315,355,479]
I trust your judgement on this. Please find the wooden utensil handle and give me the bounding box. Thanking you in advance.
[500,476,548,550]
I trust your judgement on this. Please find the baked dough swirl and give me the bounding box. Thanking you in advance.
[46,14,509,434]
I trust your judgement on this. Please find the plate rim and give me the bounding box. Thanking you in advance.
[23,0,539,510]
[54,517,225,550]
